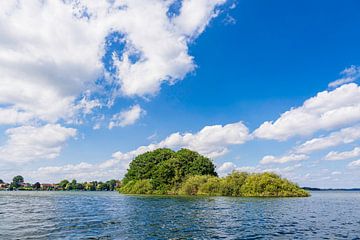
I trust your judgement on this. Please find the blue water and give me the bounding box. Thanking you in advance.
[0,191,359,239]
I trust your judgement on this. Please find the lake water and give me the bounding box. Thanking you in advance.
[0,191,359,239]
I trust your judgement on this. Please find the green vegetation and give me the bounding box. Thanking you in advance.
[119,149,309,197]
[178,172,309,197]
[121,148,217,194]
[0,176,121,191]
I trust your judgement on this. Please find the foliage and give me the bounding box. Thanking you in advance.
[220,172,249,196]
[59,180,69,189]
[178,172,309,197]
[120,148,217,194]
[120,180,154,194]
[1,176,120,191]
[240,172,309,197]
[119,149,309,197]
[179,175,222,196]
[12,175,24,188]
[33,182,41,190]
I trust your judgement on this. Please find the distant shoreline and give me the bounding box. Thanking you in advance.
[303,187,360,191]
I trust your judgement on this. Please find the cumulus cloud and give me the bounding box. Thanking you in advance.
[109,104,145,129]
[0,124,77,163]
[216,161,302,177]
[0,1,109,124]
[295,125,360,154]
[30,122,249,181]
[324,147,360,161]
[0,0,229,171]
[111,121,249,161]
[111,0,227,97]
[31,158,130,182]
[217,161,236,175]
[254,83,360,141]
[260,154,308,164]
[348,159,360,168]
[328,65,360,88]
[0,0,227,125]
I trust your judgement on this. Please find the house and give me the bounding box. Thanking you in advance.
[0,183,9,190]
[20,183,32,188]
[40,183,57,190]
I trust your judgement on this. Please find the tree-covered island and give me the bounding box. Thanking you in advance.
[119,148,310,197]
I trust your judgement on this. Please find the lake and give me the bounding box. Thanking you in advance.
[0,191,359,239]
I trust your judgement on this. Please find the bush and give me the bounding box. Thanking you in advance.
[240,172,309,197]
[178,175,212,195]
[120,180,154,194]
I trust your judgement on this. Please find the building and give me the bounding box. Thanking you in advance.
[0,183,10,190]
[40,183,59,190]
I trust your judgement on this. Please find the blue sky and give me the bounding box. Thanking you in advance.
[1,0,360,188]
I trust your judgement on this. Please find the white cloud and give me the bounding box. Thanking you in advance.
[160,122,250,158]
[31,158,130,182]
[260,154,308,164]
[295,125,360,154]
[324,147,360,161]
[328,65,360,88]
[0,0,228,126]
[216,161,302,177]
[112,0,227,97]
[111,121,249,161]
[217,161,236,175]
[0,1,110,124]
[254,83,360,141]
[173,0,226,38]
[0,124,77,163]
[29,121,249,181]
[348,159,360,168]
[0,0,229,170]
[109,104,145,129]
[0,108,34,125]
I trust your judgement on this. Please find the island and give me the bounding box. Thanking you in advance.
[119,148,310,197]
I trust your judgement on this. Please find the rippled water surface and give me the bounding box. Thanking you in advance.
[0,191,359,239]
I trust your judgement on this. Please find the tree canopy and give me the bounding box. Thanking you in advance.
[119,148,309,197]
[121,148,217,194]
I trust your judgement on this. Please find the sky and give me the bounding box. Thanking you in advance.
[1,0,360,188]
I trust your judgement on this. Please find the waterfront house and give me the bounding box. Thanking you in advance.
[0,183,9,190]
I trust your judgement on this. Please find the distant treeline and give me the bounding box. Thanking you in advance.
[119,148,310,197]
[303,187,360,191]
[0,176,121,191]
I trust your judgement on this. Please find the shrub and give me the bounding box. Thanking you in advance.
[240,172,309,197]
[120,180,154,194]
[220,171,249,196]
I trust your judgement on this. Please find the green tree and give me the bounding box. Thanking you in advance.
[33,182,41,190]
[0,179,4,184]
[106,179,117,191]
[120,148,217,194]
[59,180,69,190]
[12,175,24,188]
[220,171,249,196]
[84,181,96,191]
[123,148,176,185]
[76,183,84,190]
